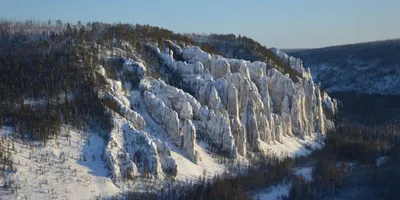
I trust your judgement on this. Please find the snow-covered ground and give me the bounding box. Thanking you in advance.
[0,126,119,200]
[252,166,313,200]
[253,183,291,200]
[293,167,313,182]
[171,142,225,180]
[259,135,324,158]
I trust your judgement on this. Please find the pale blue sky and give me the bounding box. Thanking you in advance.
[1,0,399,48]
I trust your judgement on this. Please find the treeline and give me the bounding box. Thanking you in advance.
[331,92,400,125]
[97,23,221,55]
[110,154,293,200]
[286,123,400,200]
[0,20,113,142]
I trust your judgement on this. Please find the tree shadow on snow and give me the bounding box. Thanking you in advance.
[77,133,109,178]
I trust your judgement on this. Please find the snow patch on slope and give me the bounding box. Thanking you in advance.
[253,183,290,200]
[0,126,119,200]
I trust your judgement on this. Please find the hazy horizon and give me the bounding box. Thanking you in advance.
[1,0,400,49]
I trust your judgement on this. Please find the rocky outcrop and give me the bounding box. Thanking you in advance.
[154,140,178,174]
[230,117,246,156]
[105,118,163,180]
[227,83,239,118]
[143,91,181,144]
[210,56,231,79]
[96,65,146,130]
[100,39,338,185]
[244,100,260,151]
[208,86,224,112]
[123,58,146,79]
[270,48,307,78]
[140,77,236,158]
[143,42,336,159]
[206,110,236,155]
[104,91,146,130]
[182,119,199,163]
[180,101,193,120]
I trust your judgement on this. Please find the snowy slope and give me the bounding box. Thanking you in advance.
[0,126,119,200]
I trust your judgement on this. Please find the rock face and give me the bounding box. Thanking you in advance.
[211,56,231,79]
[182,119,198,163]
[153,140,178,175]
[102,40,337,181]
[270,48,307,78]
[143,91,181,144]
[98,66,177,179]
[139,77,235,159]
[103,91,146,130]
[244,100,260,151]
[123,58,146,79]
[96,65,146,130]
[144,41,336,158]
[105,118,163,180]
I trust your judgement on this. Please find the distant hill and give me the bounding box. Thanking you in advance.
[289,39,400,94]
[281,48,310,53]
[286,39,400,124]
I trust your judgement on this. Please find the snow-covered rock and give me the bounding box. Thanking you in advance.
[139,77,237,157]
[375,156,389,167]
[154,140,178,174]
[180,101,194,119]
[143,91,181,144]
[182,119,199,163]
[182,46,211,69]
[143,41,336,160]
[210,56,231,79]
[206,110,236,155]
[96,65,146,130]
[208,86,224,112]
[270,47,307,78]
[105,116,163,180]
[244,100,261,151]
[123,58,146,79]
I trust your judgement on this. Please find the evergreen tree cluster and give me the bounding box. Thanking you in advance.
[0,20,113,141]
[286,122,400,200]
[112,154,293,200]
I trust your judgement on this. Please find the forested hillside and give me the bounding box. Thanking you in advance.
[289,39,400,94]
